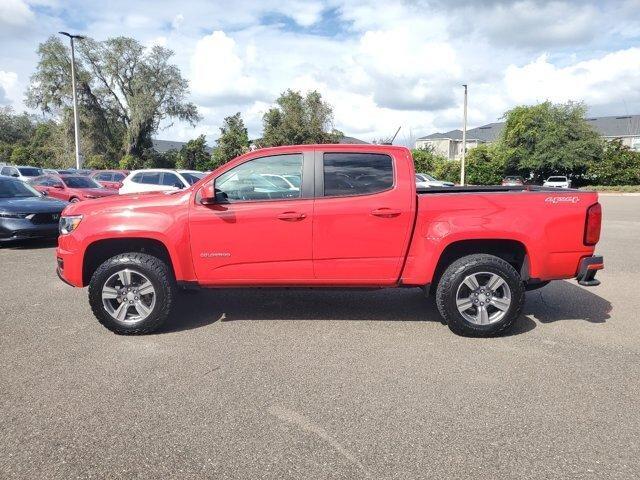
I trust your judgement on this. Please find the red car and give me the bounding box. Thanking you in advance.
[30,174,118,203]
[56,144,603,337]
[91,170,129,190]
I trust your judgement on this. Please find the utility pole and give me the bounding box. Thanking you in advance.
[460,84,468,186]
[59,32,85,170]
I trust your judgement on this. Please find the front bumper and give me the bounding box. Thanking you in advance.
[576,255,604,286]
[0,218,59,242]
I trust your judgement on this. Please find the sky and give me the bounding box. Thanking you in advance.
[1,0,640,146]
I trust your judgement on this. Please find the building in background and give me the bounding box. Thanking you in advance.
[416,115,640,160]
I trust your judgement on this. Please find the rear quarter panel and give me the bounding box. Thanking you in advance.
[401,190,599,285]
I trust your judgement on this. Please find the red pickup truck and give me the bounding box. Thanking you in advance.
[55,144,603,336]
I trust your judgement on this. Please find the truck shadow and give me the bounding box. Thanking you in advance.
[160,280,611,335]
[523,280,612,324]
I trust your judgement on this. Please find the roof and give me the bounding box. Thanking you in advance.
[338,136,369,144]
[585,115,640,137]
[418,115,640,143]
[417,122,504,142]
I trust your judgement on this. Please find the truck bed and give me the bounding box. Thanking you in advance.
[417,185,585,194]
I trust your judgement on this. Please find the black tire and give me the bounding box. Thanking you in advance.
[88,252,174,335]
[435,254,525,337]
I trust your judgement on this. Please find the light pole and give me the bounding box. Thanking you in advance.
[460,84,468,186]
[59,32,85,170]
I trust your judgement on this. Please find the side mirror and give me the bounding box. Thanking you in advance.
[41,190,48,196]
[53,184,64,189]
[11,173,19,177]
[201,183,228,205]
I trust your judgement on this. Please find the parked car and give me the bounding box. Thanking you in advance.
[56,144,603,337]
[415,173,454,188]
[260,173,299,191]
[91,170,129,190]
[502,176,525,186]
[119,169,204,195]
[543,176,571,188]
[30,174,118,203]
[0,176,67,242]
[0,165,43,182]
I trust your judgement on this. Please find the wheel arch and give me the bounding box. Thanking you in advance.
[83,237,175,286]
[429,239,529,294]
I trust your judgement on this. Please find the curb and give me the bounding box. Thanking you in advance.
[596,192,640,196]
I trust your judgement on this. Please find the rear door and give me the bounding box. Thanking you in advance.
[312,150,415,284]
[189,151,315,284]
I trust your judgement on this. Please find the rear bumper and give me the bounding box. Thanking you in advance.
[576,255,604,286]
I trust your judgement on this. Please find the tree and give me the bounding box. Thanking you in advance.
[586,139,640,186]
[26,36,200,163]
[500,101,603,183]
[176,135,211,171]
[212,112,249,168]
[261,89,343,146]
[464,144,507,185]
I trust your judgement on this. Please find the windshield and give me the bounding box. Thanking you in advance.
[181,172,204,185]
[262,175,291,189]
[548,176,567,182]
[62,176,102,188]
[283,175,301,187]
[18,167,42,177]
[0,178,40,198]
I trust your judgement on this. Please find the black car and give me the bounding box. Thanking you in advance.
[0,176,67,242]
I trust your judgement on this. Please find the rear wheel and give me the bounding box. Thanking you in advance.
[435,254,524,337]
[88,252,174,334]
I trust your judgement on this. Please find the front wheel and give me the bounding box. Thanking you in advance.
[88,252,175,334]
[435,254,525,337]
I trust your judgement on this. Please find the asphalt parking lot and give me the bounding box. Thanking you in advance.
[1,195,639,479]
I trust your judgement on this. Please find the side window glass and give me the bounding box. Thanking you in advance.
[161,172,183,188]
[323,153,393,197]
[113,173,125,182]
[215,154,302,202]
[141,172,161,184]
[131,173,143,183]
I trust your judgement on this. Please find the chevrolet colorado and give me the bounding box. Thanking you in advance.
[56,145,603,336]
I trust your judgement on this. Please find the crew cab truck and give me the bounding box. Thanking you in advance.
[56,145,603,336]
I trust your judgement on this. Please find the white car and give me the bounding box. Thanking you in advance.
[260,173,300,191]
[119,169,205,195]
[543,176,571,189]
[0,165,43,182]
[415,173,455,188]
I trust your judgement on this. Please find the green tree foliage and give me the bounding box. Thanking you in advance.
[212,112,249,168]
[261,89,343,146]
[586,139,640,186]
[0,107,69,168]
[176,135,211,171]
[464,144,507,185]
[26,36,200,163]
[501,101,603,183]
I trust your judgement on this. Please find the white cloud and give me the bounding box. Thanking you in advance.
[0,71,19,106]
[0,0,34,28]
[504,48,640,108]
[190,31,265,105]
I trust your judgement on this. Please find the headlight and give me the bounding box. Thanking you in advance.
[59,215,83,235]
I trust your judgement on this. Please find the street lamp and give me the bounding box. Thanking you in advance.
[59,32,85,170]
[460,84,468,186]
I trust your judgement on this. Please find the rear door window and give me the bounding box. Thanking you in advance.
[161,172,183,188]
[140,172,161,185]
[323,153,393,197]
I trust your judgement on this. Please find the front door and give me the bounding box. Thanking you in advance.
[312,150,415,284]
[189,152,315,285]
